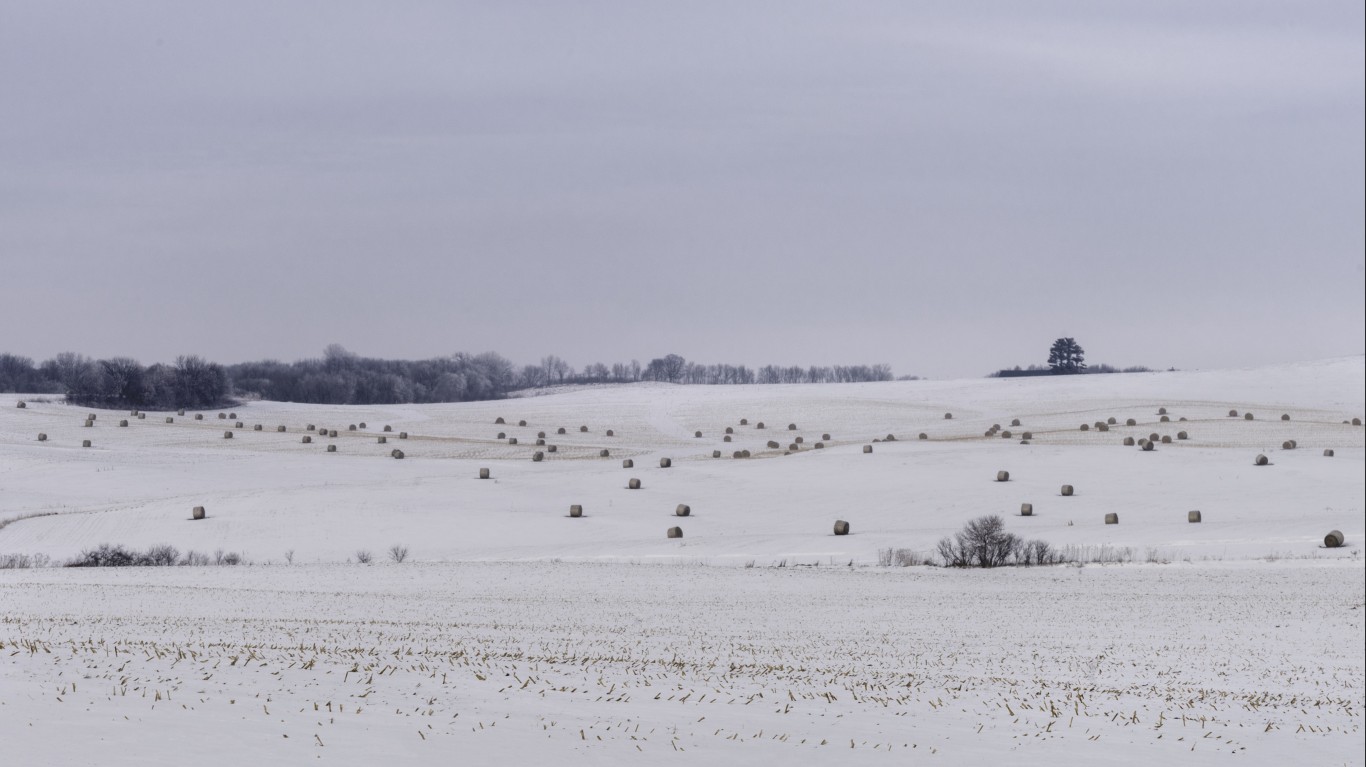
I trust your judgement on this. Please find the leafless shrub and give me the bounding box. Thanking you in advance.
[284,549,295,564]
[180,550,210,566]
[355,549,373,564]
[388,544,409,563]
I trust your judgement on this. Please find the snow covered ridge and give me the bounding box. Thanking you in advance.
[0,356,1361,565]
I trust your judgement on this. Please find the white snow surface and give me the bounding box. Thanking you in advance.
[1,357,1363,764]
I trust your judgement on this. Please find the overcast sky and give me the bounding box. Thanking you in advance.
[2,1,1362,379]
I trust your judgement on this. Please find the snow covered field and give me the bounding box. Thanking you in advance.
[2,358,1363,764]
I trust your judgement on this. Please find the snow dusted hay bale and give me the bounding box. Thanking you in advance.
[327,444,337,453]
[1244,412,1254,421]
[788,423,797,431]
[218,412,226,419]
[508,437,518,445]
[918,433,928,440]
[497,432,506,439]
[1105,513,1119,525]
[383,425,392,432]
[1157,407,1167,415]
[694,431,703,438]
[15,401,25,409]
[1228,409,1239,417]
[739,418,748,426]
[733,450,745,458]
[1096,423,1109,432]
[569,505,583,518]
[822,433,831,441]
[532,451,544,462]
[302,435,312,443]
[119,419,128,427]
[766,440,781,449]
[535,438,546,446]
[177,409,185,416]
[675,504,691,517]
[833,520,850,536]
[1011,419,1021,427]
[1177,431,1188,440]
[547,444,557,453]
[622,459,633,468]
[1159,415,1170,423]
[391,449,405,459]
[253,424,262,431]
[359,422,367,429]
[83,419,93,427]
[756,422,766,429]
[235,421,244,428]
[863,445,873,453]
[580,425,588,433]
[1125,418,1137,426]
[37,433,47,441]
[1281,441,1295,450]
[659,457,672,468]
[1253,454,1269,466]
[741,449,751,457]
[1324,449,1335,457]
[537,431,546,439]
[1060,484,1074,496]
[943,413,952,420]
[1354,418,1363,426]
[1001,430,1013,439]
[518,420,527,427]
[712,450,721,458]
[788,443,799,451]
[276,425,286,432]
[600,449,610,457]
[1141,440,1155,451]
[557,427,566,435]
[328,430,338,438]
[1103,417,1116,425]
[192,506,206,520]
[1324,530,1345,548]
[667,526,683,539]
[479,468,491,479]
[306,424,315,431]
[814,442,825,449]
[1079,423,1089,431]
[1123,436,1136,446]
[223,431,233,439]
[628,478,641,489]
[996,470,1010,482]
[1281,414,1290,421]
[82,439,91,448]
[378,436,387,444]
[1148,432,1160,442]
[1188,510,1202,523]
[195,414,204,420]
[723,435,732,442]
[495,417,505,424]
[606,429,615,437]
[724,426,734,435]
[1020,503,1033,516]
[885,433,897,442]
[229,412,236,419]
[1160,435,1172,444]
[794,435,804,444]
[399,432,408,439]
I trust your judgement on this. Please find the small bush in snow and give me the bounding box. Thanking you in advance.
[355,550,373,564]
[388,544,409,563]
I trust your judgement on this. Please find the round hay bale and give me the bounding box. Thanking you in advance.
[712,450,721,458]
[1020,431,1032,440]
[1000,430,1013,439]
[391,449,405,459]
[580,425,588,433]
[548,444,557,453]
[1020,503,1033,516]
[508,437,518,445]
[733,450,745,458]
[1097,423,1109,432]
[399,432,408,439]
[788,423,797,431]
[37,433,47,441]
[302,436,312,443]
[695,431,703,438]
[557,427,566,435]
[944,413,952,420]
[537,431,546,439]
[1011,419,1021,427]
[915,433,926,441]
[996,470,1010,482]
[1104,513,1119,525]
[1123,418,1135,427]
[1288,440,1297,449]
[1228,409,1239,417]
[660,457,672,468]
[229,413,236,419]
[119,419,128,427]
[15,401,24,409]
[606,430,615,437]
[276,425,286,433]
[984,430,995,438]
[741,450,751,457]
[328,430,338,438]
[766,440,780,449]
[1179,417,1187,422]
[1148,433,1160,442]
[218,413,226,419]
[667,526,683,539]
[1280,414,1290,421]
[723,435,732,442]
[794,436,804,444]
[1324,530,1345,548]
[724,427,734,435]
[1244,412,1254,421]
[177,410,185,416]
[1159,415,1170,423]
[306,424,315,431]
[497,432,506,439]
[1254,454,1269,466]
[1141,440,1155,451]
[833,520,850,536]
[628,478,641,489]
[1324,449,1334,457]
[253,424,262,431]
[1353,418,1362,426]
[378,436,387,444]
[1160,435,1171,444]
[1060,484,1074,496]
[479,468,490,479]
[192,506,206,520]
[788,443,799,451]
[82,439,91,448]
[383,425,392,432]
[1188,510,1202,523]
[885,434,897,442]
[860,444,873,454]
[623,459,634,468]
[83,419,93,427]
[756,422,766,429]
[1158,407,1167,415]
[1177,431,1188,440]
[991,424,1001,431]
[235,421,244,428]
[223,431,233,439]
[569,505,583,518]
[532,451,544,462]
[1123,436,1135,446]
[1281,441,1294,450]
[675,504,691,517]
[1079,423,1089,431]
[327,445,337,453]
[138,413,145,419]
[359,422,367,429]
[821,433,831,441]
[740,418,748,425]
[535,438,546,446]
[814,442,825,449]
[600,449,610,457]
[518,420,527,427]
[495,417,505,424]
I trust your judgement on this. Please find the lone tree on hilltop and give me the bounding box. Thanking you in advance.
[1048,337,1086,374]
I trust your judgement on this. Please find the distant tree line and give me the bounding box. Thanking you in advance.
[988,337,1154,378]
[0,346,898,408]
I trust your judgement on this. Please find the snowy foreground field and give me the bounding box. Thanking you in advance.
[1,358,1363,764]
